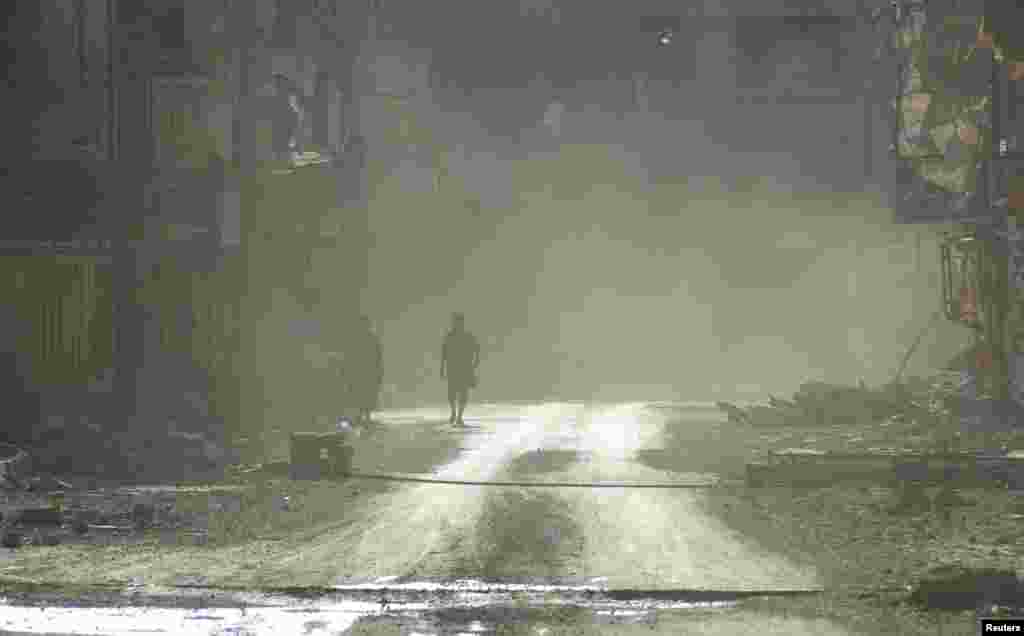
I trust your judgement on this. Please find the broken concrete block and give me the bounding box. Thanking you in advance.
[543,525,561,547]
[18,507,63,526]
[208,494,242,515]
[87,524,134,535]
[71,508,100,525]
[888,482,932,514]
[289,463,322,481]
[273,495,292,513]
[26,475,73,492]
[909,566,1023,611]
[1,530,24,548]
[289,432,353,480]
[157,528,176,545]
[132,503,155,530]
[0,444,31,483]
[0,475,23,491]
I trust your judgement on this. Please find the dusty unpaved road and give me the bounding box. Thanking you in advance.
[0,403,862,635]
[280,402,820,590]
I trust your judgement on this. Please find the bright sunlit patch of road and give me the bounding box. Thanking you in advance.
[332,578,607,594]
[375,405,454,424]
[294,402,821,591]
[265,403,586,581]
[342,403,582,576]
[575,403,664,463]
[566,404,822,592]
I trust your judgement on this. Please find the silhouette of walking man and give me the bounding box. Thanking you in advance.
[441,313,480,426]
[350,315,383,427]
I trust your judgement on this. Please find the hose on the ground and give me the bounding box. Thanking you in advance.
[339,471,729,489]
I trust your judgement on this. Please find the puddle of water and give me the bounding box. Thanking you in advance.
[504,450,584,475]
[632,450,721,481]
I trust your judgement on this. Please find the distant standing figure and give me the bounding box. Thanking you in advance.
[441,313,480,426]
[271,74,305,160]
[349,315,383,426]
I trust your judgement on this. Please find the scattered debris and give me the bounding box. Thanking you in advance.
[208,494,242,515]
[543,525,561,547]
[726,371,1024,490]
[273,495,292,513]
[87,524,135,534]
[718,376,952,429]
[28,528,60,547]
[888,482,932,515]
[71,517,90,535]
[1,530,24,549]
[747,446,1024,489]
[289,432,354,481]
[0,444,32,483]
[908,565,1023,611]
[131,502,155,530]
[16,507,63,526]
[0,475,23,490]
[25,475,74,492]
[716,402,750,425]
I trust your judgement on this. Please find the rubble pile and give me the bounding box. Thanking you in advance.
[0,420,251,549]
[717,373,961,430]
[0,443,32,487]
[0,477,255,549]
[16,423,242,485]
[706,477,1024,625]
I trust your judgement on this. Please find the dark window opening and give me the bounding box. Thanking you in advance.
[313,71,330,147]
[117,1,150,27]
[74,0,87,87]
[272,0,310,49]
[154,6,186,51]
[733,16,851,90]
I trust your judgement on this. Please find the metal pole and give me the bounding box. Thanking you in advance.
[988,233,1008,402]
[105,0,118,161]
[892,309,943,384]
[1008,173,1024,412]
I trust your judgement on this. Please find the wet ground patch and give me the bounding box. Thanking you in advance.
[657,418,767,479]
[631,448,720,475]
[447,488,582,580]
[322,600,864,635]
[502,450,584,476]
[379,604,594,635]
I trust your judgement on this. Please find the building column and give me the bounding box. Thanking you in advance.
[1007,173,1024,410]
[111,242,143,430]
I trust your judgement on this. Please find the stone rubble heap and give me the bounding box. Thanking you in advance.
[718,373,966,432]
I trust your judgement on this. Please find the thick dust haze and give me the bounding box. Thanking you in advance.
[349,6,971,408]
[359,102,967,407]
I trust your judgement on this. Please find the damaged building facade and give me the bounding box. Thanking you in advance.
[1,0,374,478]
[876,1,1024,426]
